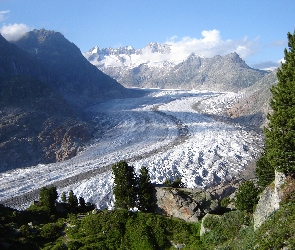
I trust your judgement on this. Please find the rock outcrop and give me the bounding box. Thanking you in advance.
[253,171,286,230]
[153,187,220,222]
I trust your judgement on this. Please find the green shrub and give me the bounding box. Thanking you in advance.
[163,178,172,186]
[202,210,248,247]
[235,180,259,213]
[67,240,83,250]
[40,223,62,239]
[124,219,156,250]
[256,152,275,187]
[254,202,295,249]
[172,177,184,188]
[220,197,230,208]
[19,224,31,237]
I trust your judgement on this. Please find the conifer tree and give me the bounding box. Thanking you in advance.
[235,180,259,213]
[79,196,86,208]
[68,190,78,208]
[262,31,295,176]
[39,186,58,212]
[61,192,67,203]
[138,166,155,212]
[112,161,137,209]
[256,152,275,187]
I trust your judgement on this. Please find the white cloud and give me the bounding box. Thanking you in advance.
[0,10,10,21]
[165,29,257,60]
[251,60,280,71]
[0,23,30,41]
[86,29,259,68]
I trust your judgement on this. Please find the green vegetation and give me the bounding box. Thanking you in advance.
[39,186,58,213]
[259,30,295,177]
[66,209,201,249]
[256,152,275,187]
[112,161,156,211]
[0,202,201,249]
[235,180,259,213]
[112,161,137,209]
[163,177,184,188]
[1,167,295,249]
[254,202,295,249]
[138,166,155,212]
[201,210,252,249]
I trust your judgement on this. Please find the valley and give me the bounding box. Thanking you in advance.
[0,88,263,210]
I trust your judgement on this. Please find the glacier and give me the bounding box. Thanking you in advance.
[0,89,263,210]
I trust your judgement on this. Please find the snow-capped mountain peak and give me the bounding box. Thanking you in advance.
[144,42,171,54]
[83,42,178,69]
[89,45,99,54]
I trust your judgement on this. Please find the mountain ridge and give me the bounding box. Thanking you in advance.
[14,29,140,108]
[84,43,269,91]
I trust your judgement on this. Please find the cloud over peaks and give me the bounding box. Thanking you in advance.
[0,23,30,41]
[166,29,257,60]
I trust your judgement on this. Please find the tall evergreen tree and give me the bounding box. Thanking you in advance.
[257,31,295,183]
[68,190,78,209]
[79,196,86,208]
[61,192,67,203]
[39,186,58,212]
[112,161,137,209]
[138,166,155,212]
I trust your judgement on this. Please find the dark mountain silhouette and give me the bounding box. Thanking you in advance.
[13,29,137,108]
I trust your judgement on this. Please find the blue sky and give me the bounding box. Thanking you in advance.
[0,0,294,69]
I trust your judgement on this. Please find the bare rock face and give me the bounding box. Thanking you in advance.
[253,171,286,230]
[0,75,94,171]
[227,70,278,128]
[153,187,220,222]
[38,118,92,163]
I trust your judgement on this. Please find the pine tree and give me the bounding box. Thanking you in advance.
[39,186,58,212]
[79,196,86,208]
[68,190,78,209]
[61,192,67,203]
[257,31,295,183]
[138,166,155,212]
[112,161,137,209]
[256,152,275,187]
[235,180,259,213]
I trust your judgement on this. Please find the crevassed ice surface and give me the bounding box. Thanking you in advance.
[0,89,263,210]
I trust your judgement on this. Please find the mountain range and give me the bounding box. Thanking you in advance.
[84,43,270,91]
[0,29,278,171]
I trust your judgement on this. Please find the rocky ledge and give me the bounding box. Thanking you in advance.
[153,187,220,222]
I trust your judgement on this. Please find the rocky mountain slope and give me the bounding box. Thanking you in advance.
[0,76,93,171]
[0,30,141,171]
[227,69,278,128]
[14,29,138,108]
[84,43,269,91]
